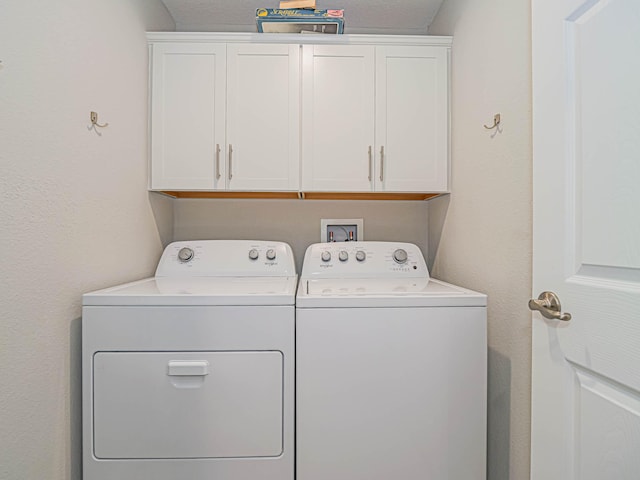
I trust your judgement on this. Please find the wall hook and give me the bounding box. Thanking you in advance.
[90,111,109,128]
[484,113,501,130]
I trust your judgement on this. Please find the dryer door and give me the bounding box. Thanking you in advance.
[92,351,283,459]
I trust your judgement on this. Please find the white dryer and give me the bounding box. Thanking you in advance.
[296,242,487,480]
[82,240,296,480]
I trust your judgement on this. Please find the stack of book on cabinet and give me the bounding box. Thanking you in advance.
[256,1,344,34]
[279,0,316,8]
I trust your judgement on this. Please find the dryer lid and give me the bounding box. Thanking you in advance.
[83,276,298,306]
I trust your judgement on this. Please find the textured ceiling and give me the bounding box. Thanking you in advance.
[160,0,445,34]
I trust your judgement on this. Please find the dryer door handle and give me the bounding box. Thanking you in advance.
[167,360,210,376]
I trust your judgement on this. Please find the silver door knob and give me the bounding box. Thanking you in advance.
[528,291,571,321]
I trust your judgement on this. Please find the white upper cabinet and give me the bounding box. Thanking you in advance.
[301,45,375,191]
[148,34,450,195]
[374,46,449,192]
[150,41,299,192]
[227,44,300,191]
[150,43,226,190]
[301,43,449,192]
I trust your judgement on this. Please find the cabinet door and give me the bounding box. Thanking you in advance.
[375,46,449,192]
[301,45,375,192]
[226,44,300,191]
[150,43,226,190]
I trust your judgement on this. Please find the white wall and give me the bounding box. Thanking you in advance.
[0,2,174,479]
[172,198,429,270]
[429,0,532,479]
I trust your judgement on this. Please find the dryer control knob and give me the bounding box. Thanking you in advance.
[355,250,366,262]
[339,250,349,262]
[321,251,332,262]
[392,248,408,264]
[248,248,259,260]
[266,249,277,261]
[178,247,194,263]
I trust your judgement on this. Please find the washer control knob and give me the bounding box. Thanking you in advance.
[321,251,332,262]
[266,249,276,261]
[178,247,194,263]
[355,250,366,262]
[392,248,408,264]
[248,248,259,260]
[338,250,349,262]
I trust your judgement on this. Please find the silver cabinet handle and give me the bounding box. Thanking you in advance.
[528,291,572,321]
[228,144,233,180]
[368,146,373,181]
[215,144,221,180]
[379,146,385,181]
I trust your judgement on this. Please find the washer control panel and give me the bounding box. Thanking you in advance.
[156,240,296,277]
[301,242,428,279]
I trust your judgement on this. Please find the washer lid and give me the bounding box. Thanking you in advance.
[83,276,298,306]
[296,278,486,308]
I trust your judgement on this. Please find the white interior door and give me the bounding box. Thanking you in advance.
[531,1,640,479]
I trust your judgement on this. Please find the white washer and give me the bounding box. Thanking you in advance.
[82,240,296,480]
[296,242,487,480]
